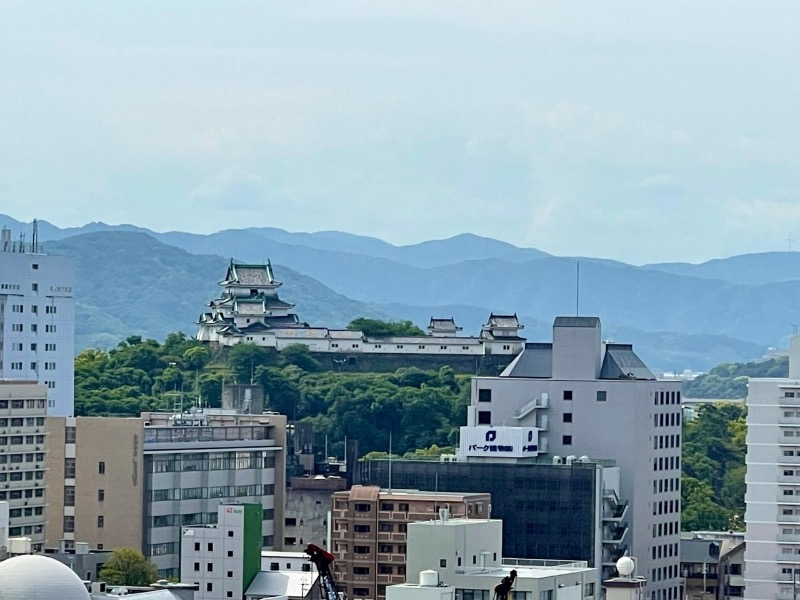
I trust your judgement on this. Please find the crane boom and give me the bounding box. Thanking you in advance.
[305,544,343,600]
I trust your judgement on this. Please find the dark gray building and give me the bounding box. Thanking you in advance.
[359,458,626,585]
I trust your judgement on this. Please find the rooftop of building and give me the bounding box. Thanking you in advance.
[497,321,656,380]
[221,261,278,287]
[246,570,318,599]
[338,485,490,502]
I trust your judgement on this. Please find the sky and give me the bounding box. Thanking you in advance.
[1,2,800,264]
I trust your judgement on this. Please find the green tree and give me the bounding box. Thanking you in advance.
[227,343,271,383]
[347,318,425,337]
[99,547,159,586]
[184,346,210,371]
[280,344,322,372]
[257,366,302,418]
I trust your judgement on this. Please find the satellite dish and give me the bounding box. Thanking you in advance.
[616,556,635,577]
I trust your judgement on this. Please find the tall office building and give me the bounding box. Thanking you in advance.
[45,409,286,578]
[0,225,75,416]
[744,336,800,600]
[452,317,682,600]
[0,381,48,551]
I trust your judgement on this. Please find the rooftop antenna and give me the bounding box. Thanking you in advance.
[793,324,799,336]
[575,261,581,316]
[32,218,38,253]
[388,430,393,493]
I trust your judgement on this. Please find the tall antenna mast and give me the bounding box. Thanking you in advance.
[388,430,393,493]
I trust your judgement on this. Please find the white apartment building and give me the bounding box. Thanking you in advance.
[459,317,682,600]
[181,503,264,600]
[0,226,75,416]
[744,336,800,600]
[403,517,596,600]
[0,381,48,551]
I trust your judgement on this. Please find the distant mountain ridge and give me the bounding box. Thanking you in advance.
[5,213,799,369]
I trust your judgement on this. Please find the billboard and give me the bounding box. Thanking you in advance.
[458,426,540,458]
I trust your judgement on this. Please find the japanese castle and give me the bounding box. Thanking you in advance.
[197,261,525,356]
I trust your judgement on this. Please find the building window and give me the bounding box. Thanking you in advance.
[65,427,76,443]
[596,391,607,402]
[194,562,200,572]
[478,389,492,402]
[98,461,105,474]
[64,516,75,533]
[270,562,279,571]
[354,503,371,512]
[440,559,447,568]
[227,571,233,578]
[563,435,572,445]
[563,413,573,423]
[207,583,213,592]
[207,562,213,572]
[98,489,105,502]
[97,516,104,528]
[354,567,370,575]
[478,411,491,425]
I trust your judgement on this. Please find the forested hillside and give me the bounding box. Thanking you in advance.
[74,331,749,529]
[683,356,788,398]
[75,334,469,456]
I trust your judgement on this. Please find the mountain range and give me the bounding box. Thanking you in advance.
[2,214,795,371]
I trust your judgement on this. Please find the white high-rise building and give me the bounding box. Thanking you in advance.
[459,317,682,600]
[744,336,800,600]
[0,225,75,416]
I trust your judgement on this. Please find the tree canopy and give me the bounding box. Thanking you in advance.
[681,402,746,530]
[346,318,426,337]
[99,547,159,586]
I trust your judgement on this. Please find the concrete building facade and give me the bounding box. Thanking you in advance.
[457,317,681,600]
[0,227,75,416]
[744,336,800,600]
[330,486,491,600]
[283,475,347,550]
[180,502,263,600]
[45,410,286,578]
[0,381,48,550]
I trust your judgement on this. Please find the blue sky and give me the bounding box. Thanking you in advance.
[2,2,799,264]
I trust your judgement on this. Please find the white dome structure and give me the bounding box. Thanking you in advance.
[0,554,90,600]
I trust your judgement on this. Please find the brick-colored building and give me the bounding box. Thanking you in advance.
[331,485,491,600]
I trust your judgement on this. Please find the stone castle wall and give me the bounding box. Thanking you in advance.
[309,351,515,376]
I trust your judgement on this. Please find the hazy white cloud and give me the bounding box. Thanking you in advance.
[189,167,266,211]
[1,2,800,262]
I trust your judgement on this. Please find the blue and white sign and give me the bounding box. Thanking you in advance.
[459,426,540,458]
